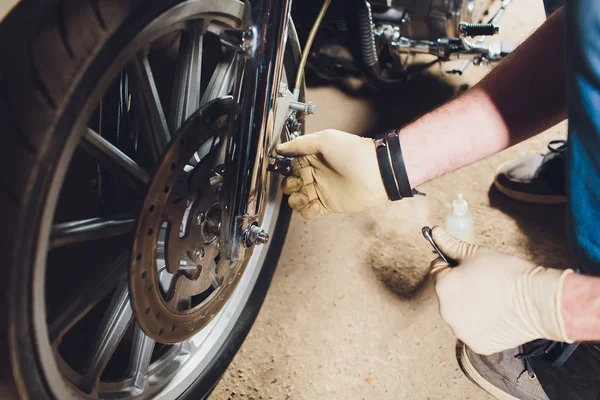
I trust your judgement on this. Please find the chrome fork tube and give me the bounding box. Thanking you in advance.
[221,0,292,261]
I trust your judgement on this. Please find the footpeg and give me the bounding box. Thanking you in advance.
[458,22,499,38]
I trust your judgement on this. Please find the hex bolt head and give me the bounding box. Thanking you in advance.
[194,247,205,259]
[245,225,270,246]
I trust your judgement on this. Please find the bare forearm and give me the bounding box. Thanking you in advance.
[401,9,566,186]
[561,273,600,341]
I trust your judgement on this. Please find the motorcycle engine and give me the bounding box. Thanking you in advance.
[293,0,495,81]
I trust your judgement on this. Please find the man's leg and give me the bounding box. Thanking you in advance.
[526,0,600,395]
[493,1,567,205]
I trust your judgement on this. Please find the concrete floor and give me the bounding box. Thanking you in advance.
[212,1,569,399]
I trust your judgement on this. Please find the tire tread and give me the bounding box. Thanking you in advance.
[0,0,141,395]
[56,0,75,59]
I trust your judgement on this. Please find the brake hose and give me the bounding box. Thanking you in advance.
[293,0,332,93]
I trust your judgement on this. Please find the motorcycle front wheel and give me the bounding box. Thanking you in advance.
[0,0,300,398]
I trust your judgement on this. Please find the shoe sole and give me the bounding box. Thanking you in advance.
[457,344,521,400]
[493,176,567,205]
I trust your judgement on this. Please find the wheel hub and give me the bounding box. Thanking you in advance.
[129,98,246,343]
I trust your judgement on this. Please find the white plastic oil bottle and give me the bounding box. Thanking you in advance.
[445,194,474,243]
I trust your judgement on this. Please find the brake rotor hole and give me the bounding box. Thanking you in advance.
[149,204,155,213]
[147,228,154,236]
[145,307,151,315]
[158,329,164,336]
[171,325,176,332]
[141,271,147,279]
[147,284,154,292]
[163,186,170,193]
[136,253,142,261]
[170,162,176,170]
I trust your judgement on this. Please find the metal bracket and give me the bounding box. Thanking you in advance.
[272,82,296,145]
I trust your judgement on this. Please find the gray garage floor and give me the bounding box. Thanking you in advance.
[211,1,570,399]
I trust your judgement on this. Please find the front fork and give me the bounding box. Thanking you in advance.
[219,0,296,261]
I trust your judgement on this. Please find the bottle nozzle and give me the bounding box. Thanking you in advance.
[452,193,469,216]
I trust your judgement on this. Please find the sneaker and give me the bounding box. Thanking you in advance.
[457,342,550,400]
[494,140,567,204]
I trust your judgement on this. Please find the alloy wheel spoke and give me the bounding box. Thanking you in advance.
[81,128,149,195]
[128,325,156,391]
[169,21,204,132]
[130,55,171,163]
[80,282,134,394]
[50,214,136,248]
[200,51,236,106]
[48,251,129,343]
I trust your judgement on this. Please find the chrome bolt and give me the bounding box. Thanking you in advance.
[244,224,270,246]
[205,219,221,236]
[194,247,205,259]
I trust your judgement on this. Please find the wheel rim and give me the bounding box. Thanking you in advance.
[27,1,285,399]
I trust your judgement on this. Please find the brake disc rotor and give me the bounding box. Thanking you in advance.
[130,97,248,343]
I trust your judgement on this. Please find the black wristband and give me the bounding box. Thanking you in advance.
[386,129,414,198]
[375,136,401,201]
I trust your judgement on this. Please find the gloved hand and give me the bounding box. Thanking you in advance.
[276,130,388,219]
[429,227,574,355]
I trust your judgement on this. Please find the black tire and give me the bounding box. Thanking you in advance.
[0,0,302,398]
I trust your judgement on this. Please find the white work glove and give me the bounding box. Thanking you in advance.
[429,227,574,355]
[276,130,388,219]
